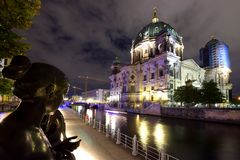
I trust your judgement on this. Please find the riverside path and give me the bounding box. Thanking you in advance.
[59,106,142,160]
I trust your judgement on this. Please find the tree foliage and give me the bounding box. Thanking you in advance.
[0,78,13,95]
[0,0,41,58]
[174,85,199,107]
[200,80,223,107]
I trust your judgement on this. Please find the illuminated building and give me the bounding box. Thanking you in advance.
[200,37,232,102]
[109,9,231,108]
[200,37,230,69]
[82,89,110,103]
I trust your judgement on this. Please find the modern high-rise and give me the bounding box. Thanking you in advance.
[200,37,231,69]
[199,38,232,102]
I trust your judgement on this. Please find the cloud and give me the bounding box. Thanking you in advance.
[26,0,240,94]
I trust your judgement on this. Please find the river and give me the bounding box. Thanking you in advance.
[73,105,240,160]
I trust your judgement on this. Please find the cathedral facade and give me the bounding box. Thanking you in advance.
[109,9,231,108]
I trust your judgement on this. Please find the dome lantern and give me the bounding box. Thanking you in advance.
[152,7,159,23]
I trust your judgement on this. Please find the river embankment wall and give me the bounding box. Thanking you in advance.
[160,107,240,124]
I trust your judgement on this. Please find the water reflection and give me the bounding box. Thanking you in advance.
[105,112,127,136]
[153,124,166,150]
[105,113,117,129]
[139,120,149,148]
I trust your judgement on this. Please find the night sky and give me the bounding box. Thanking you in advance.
[25,0,240,95]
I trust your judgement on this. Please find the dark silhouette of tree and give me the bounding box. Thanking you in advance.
[174,86,185,106]
[174,84,199,107]
[200,80,223,108]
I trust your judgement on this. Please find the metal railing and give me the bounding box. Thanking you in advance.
[76,110,180,160]
[0,103,18,112]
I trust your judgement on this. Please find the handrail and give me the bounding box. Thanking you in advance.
[73,108,180,160]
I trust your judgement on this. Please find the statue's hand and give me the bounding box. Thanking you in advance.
[54,136,81,152]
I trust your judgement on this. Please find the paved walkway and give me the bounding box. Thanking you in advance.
[60,107,142,160]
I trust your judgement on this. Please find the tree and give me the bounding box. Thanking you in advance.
[174,86,185,106]
[0,78,13,102]
[0,0,41,58]
[174,85,199,107]
[0,0,41,96]
[0,78,13,95]
[200,80,223,107]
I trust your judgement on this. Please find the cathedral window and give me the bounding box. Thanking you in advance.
[144,75,147,81]
[175,71,179,79]
[151,73,155,79]
[151,86,154,90]
[123,86,127,93]
[144,87,146,91]
[159,70,164,77]
[169,70,174,76]
[144,31,149,37]
[170,83,173,89]
[154,27,159,33]
[129,86,135,93]
[151,95,154,101]
[131,75,135,80]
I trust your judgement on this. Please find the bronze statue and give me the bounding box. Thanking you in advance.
[0,56,80,160]
[41,109,80,160]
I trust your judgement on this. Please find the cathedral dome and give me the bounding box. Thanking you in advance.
[133,9,182,47]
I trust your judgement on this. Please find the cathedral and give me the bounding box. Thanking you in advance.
[109,9,232,108]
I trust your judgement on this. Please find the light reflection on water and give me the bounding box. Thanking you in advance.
[137,120,149,148]
[153,124,166,151]
[75,105,165,150]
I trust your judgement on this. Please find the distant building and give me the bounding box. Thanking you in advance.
[109,9,232,109]
[82,89,110,103]
[0,58,11,73]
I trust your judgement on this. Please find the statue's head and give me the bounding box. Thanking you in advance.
[2,56,69,113]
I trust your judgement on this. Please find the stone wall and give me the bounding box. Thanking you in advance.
[160,107,240,124]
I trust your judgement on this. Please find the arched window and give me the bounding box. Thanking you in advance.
[154,27,159,33]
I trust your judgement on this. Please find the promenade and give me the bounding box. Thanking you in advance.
[60,107,142,160]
